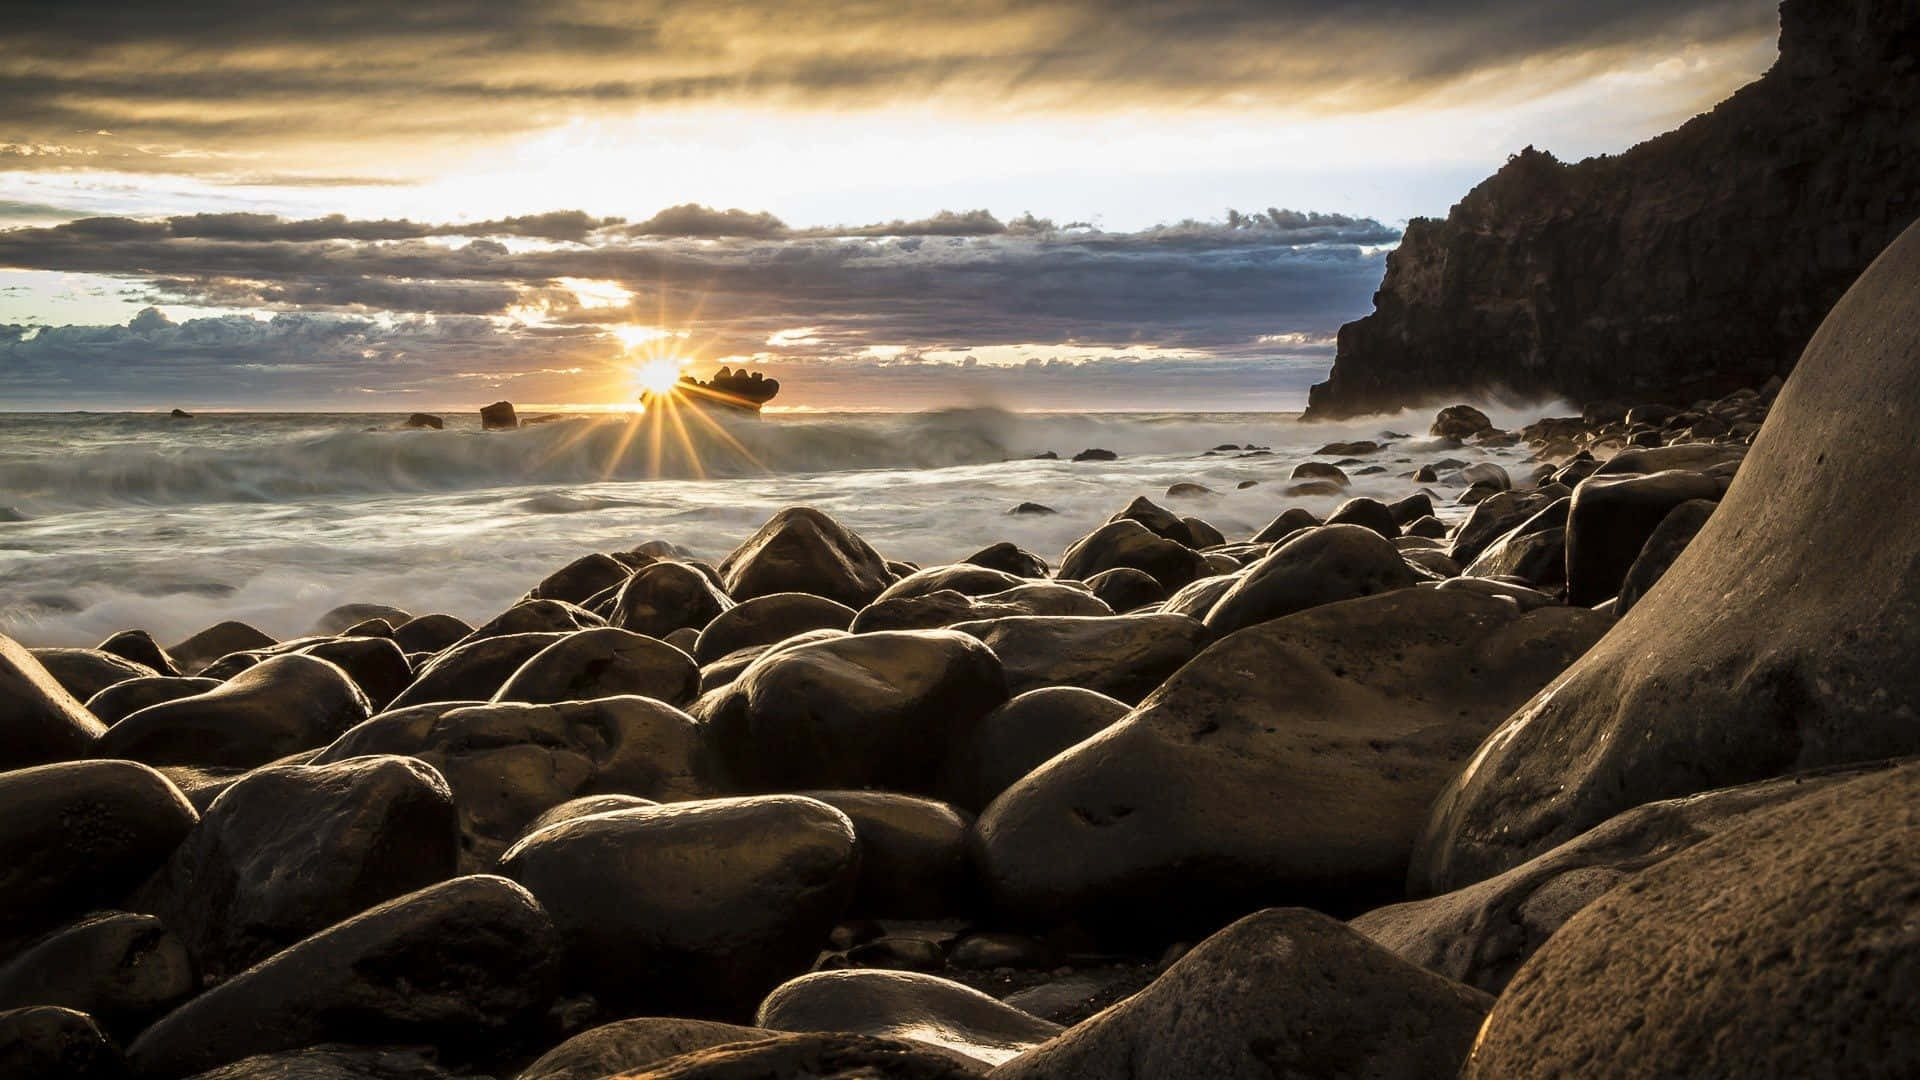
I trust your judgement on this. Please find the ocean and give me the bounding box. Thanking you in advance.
[0,406,1557,647]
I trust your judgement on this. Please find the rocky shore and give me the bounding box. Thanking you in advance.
[3,226,1918,1077]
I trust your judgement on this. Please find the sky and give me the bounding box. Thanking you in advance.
[0,0,1784,411]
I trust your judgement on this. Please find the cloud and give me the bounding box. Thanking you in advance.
[0,203,1397,407]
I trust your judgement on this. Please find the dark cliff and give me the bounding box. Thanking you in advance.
[1304,0,1920,419]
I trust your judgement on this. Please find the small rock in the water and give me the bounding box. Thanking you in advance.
[1071,448,1117,462]
[1007,501,1057,515]
[169,407,194,419]
[479,400,519,429]
[403,412,443,429]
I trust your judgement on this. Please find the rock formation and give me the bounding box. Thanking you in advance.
[1304,0,1920,418]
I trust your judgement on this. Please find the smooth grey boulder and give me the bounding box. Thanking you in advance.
[938,687,1130,813]
[1252,507,1319,544]
[991,908,1491,1080]
[1462,497,1569,588]
[314,696,721,870]
[529,553,633,606]
[134,756,458,981]
[1107,495,1199,547]
[390,613,473,654]
[1323,496,1398,538]
[1563,469,1721,605]
[97,653,371,769]
[1445,489,1557,565]
[1353,760,1904,994]
[1085,568,1164,612]
[719,507,895,608]
[698,630,1007,797]
[693,593,856,664]
[29,648,157,703]
[125,875,561,1078]
[1202,524,1417,635]
[0,912,193,1033]
[947,614,1209,705]
[0,633,107,769]
[499,796,859,1018]
[455,598,605,645]
[491,627,700,708]
[516,1018,770,1080]
[1057,520,1208,592]
[962,542,1049,579]
[291,636,412,711]
[1615,497,1717,614]
[1465,764,1920,1078]
[760,970,1059,1067]
[167,621,276,675]
[877,565,1029,603]
[611,561,734,640]
[975,589,1611,927]
[1159,572,1239,619]
[697,628,849,692]
[385,631,569,709]
[310,603,412,637]
[1417,222,1920,891]
[0,760,196,947]
[97,628,181,677]
[798,791,975,918]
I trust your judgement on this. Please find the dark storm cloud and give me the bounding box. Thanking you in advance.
[0,1,1779,173]
[0,204,1395,405]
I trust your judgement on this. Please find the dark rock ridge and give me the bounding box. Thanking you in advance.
[1304,0,1920,417]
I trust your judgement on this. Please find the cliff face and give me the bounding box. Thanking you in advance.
[1304,0,1920,418]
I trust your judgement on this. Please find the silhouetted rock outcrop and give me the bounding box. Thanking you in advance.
[1304,0,1920,418]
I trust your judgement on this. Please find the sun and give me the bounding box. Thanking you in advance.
[632,355,687,397]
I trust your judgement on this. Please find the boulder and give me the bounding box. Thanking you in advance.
[499,796,859,1017]
[459,598,605,643]
[97,653,371,769]
[1564,469,1722,605]
[877,565,1029,603]
[404,412,444,430]
[385,631,570,709]
[480,400,519,430]
[0,633,107,769]
[1387,492,1435,525]
[719,507,894,608]
[1322,496,1397,538]
[1461,496,1570,588]
[1289,461,1350,487]
[1464,764,1920,1078]
[1071,448,1116,462]
[514,793,658,843]
[1251,507,1320,544]
[937,687,1130,813]
[698,630,1007,796]
[975,589,1612,927]
[946,614,1209,705]
[167,621,275,675]
[1202,524,1417,635]
[991,908,1491,1080]
[693,593,856,664]
[96,628,180,676]
[1430,405,1494,440]
[1084,568,1164,612]
[391,613,473,654]
[1614,497,1717,614]
[1158,572,1239,619]
[125,875,560,1078]
[697,629,848,692]
[309,603,412,637]
[528,554,633,606]
[1416,220,1920,891]
[1056,520,1207,592]
[1446,489,1557,565]
[492,627,700,709]
[961,543,1049,579]
[611,561,734,640]
[133,756,459,981]
[293,635,412,711]
[189,1045,457,1079]
[797,791,975,919]
[625,1033,986,1078]
[30,648,157,702]
[1181,517,1226,548]
[0,912,193,1033]
[0,1007,124,1080]
[518,1018,771,1080]
[759,970,1059,1067]
[1352,759,1903,994]
[315,697,720,870]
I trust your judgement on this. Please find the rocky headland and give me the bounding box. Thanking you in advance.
[1,215,1916,1077]
[1304,0,1920,418]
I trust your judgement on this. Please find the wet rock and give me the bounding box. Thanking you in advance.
[0,759,196,950]
[515,793,659,843]
[189,1044,456,1079]
[878,565,1029,603]
[993,908,1490,1080]
[697,629,848,693]
[1416,221,1920,890]
[459,599,605,643]
[80,677,215,726]
[1592,441,1745,477]
[1462,496,1569,588]
[492,627,700,709]
[480,400,520,430]
[0,634,108,769]
[1446,489,1556,565]
[1317,440,1382,455]
[390,613,473,654]
[947,932,1056,971]
[1401,548,1462,579]
[1289,461,1350,487]
[1071,448,1116,462]
[0,912,192,1034]
[167,621,277,675]
[1457,462,1510,493]
[1615,497,1717,614]
[947,614,1209,705]
[96,629,180,676]
[1435,576,1560,611]
[760,970,1059,1067]
[125,875,560,1078]
[1251,507,1319,544]
[1163,482,1211,498]
[1465,765,1920,1078]
[937,687,1129,813]
[630,1032,986,1078]
[1430,405,1494,440]
[386,631,570,709]
[310,603,412,637]
[1107,496,1200,547]
[517,1017,770,1080]
[975,583,1109,618]
[720,507,895,608]
[315,696,720,871]
[699,630,1006,796]
[1056,520,1207,592]
[1084,568,1164,613]
[1403,515,1449,539]
[1202,524,1416,635]
[611,562,734,640]
[1158,573,1239,619]
[798,791,974,919]
[1181,517,1225,548]
[499,796,858,1018]
[1322,496,1398,538]
[293,636,412,711]
[134,755,458,981]
[404,412,444,430]
[0,1007,124,1080]
[529,554,633,606]
[1386,492,1434,525]
[1564,469,1722,605]
[1006,503,1056,516]
[1353,760,1902,994]
[97,653,371,769]
[976,589,1611,927]
[960,543,1049,579]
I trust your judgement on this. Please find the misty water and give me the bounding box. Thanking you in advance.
[0,405,1559,646]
